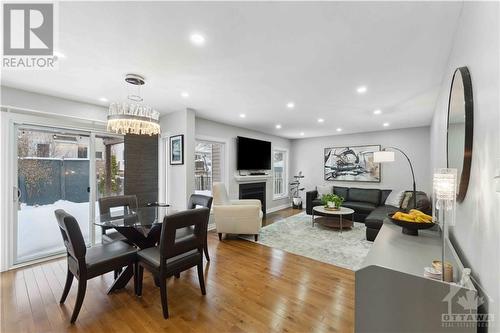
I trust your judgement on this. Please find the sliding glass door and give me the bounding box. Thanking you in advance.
[15,126,91,263]
[14,125,125,264]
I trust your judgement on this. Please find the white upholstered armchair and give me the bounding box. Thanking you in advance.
[212,182,263,241]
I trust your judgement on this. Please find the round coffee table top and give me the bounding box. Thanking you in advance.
[312,206,354,215]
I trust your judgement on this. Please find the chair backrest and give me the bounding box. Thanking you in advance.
[54,209,87,260]
[98,195,138,215]
[188,194,213,210]
[159,208,210,264]
[212,183,229,205]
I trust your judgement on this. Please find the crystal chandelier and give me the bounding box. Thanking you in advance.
[107,74,161,135]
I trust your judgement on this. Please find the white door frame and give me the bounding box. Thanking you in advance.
[6,120,122,269]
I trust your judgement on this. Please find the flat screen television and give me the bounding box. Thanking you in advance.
[237,136,271,170]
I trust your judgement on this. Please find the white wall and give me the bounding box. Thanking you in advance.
[195,117,292,212]
[430,1,499,326]
[290,126,432,200]
[159,109,196,210]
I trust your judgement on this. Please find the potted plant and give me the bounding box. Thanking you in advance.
[321,193,344,210]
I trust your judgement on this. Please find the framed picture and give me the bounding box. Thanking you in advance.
[169,135,184,165]
[324,145,381,182]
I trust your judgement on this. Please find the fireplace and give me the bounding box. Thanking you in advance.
[239,182,266,217]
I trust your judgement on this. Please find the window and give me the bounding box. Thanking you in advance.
[36,143,49,157]
[194,140,225,196]
[273,149,287,199]
[77,145,88,158]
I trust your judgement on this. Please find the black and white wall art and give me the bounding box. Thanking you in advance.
[324,145,381,182]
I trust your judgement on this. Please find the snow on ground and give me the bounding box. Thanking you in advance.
[17,200,100,262]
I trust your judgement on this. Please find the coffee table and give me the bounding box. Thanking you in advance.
[312,206,355,233]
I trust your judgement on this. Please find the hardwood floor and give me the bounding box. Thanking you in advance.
[0,208,355,333]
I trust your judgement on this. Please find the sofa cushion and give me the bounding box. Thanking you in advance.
[365,205,399,229]
[316,185,333,199]
[342,201,377,214]
[347,188,381,205]
[380,190,393,205]
[333,186,349,200]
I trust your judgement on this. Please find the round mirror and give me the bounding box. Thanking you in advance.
[447,67,473,202]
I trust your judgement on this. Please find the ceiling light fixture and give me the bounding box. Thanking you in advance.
[383,122,390,127]
[286,102,295,109]
[275,124,282,129]
[336,128,342,132]
[373,109,382,115]
[317,118,324,123]
[107,74,160,136]
[99,97,108,102]
[240,114,246,118]
[190,33,205,46]
[300,132,305,136]
[181,91,189,98]
[357,86,367,94]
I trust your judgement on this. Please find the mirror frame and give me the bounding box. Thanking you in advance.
[446,66,473,203]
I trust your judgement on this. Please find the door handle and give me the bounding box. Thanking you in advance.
[87,187,91,193]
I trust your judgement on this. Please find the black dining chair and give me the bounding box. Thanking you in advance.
[54,209,137,323]
[98,195,138,244]
[176,194,213,261]
[135,207,210,319]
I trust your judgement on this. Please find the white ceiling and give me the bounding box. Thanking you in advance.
[1,1,462,138]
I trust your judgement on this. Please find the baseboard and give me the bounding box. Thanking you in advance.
[266,203,292,214]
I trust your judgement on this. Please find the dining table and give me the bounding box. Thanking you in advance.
[95,206,177,293]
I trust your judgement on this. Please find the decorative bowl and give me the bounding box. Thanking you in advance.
[324,206,340,211]
[387,214,436,236]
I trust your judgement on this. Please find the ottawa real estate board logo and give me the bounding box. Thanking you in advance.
[2,2,59,69]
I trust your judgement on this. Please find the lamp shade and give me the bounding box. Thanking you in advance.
[373,151,395,163]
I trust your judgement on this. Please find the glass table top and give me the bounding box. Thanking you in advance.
[95,206,178,228]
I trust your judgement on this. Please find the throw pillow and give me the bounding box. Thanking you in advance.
[400,192,413,210]
[385,190,405,207]
[316,185,333,199]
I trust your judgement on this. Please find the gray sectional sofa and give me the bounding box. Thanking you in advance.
[306,186,430,241]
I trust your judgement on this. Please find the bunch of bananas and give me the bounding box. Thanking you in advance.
[392,209,433,223]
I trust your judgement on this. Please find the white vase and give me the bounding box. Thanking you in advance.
[293,197,302,206]
[327,201,335,208]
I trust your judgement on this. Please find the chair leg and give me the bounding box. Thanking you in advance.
[218,233,222,241]
[114,267,123,280]
[159,276,169,319]
[60,269,74,303]
[197,262,206,295]
[203,243,210,261]
[254,234,259,241]
[70,278,87,323]
[135,264,143,296]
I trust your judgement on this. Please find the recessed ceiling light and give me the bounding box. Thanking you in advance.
[275,124,282,129]
[181,91,189,98]
[317,118,325,123]
[99,97,108,102]
[300,132,305,136]
[383,122,390,127]
[373,109,382,115]
[336,128,342,132]
[357,86,367,94]
[286,102,295,109]
[190,33,205,46]
[239,114,246,118]
[54,51,65,59]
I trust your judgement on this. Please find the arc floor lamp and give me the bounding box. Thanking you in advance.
[373,146,417,208]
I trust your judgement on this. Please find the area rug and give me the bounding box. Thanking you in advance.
[241,212,372,270]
